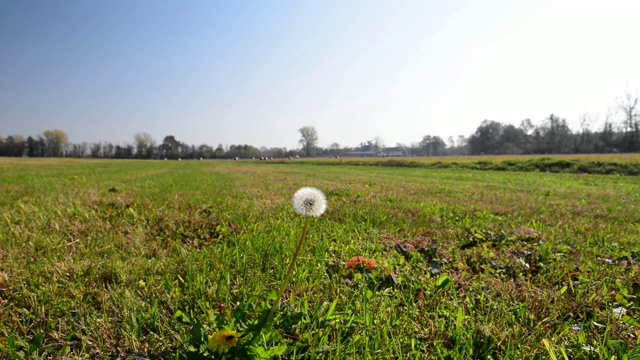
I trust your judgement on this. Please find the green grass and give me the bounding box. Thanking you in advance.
[287,154,640,176]
[1,157,639,359]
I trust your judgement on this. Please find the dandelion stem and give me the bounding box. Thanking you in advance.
[255,217,310,341]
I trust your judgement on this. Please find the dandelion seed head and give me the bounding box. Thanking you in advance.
[292,187,327,217]
[207,329,239,354]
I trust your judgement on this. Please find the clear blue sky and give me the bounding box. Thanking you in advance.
[2,0,640,149]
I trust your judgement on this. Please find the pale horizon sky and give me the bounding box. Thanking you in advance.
[1,0,640,150]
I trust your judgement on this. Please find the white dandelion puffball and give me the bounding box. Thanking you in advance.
[292,187,327,217]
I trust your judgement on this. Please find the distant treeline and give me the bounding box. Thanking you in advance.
[0,132,302,160]
[2,91,639,158]
[464,113,639,156]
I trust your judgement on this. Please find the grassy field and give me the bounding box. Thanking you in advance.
[289,153,640,176]
[0,157,639,359]
[306,153,640,164]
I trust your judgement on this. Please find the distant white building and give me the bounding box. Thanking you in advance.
[377,147,406,157]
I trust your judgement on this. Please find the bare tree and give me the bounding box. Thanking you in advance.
[329,142,341,156]
[456,135,468,155]
[134,132,157,159]
[299,126,318,157]
[103,142,115,158]
[373,136,385,150]
[537,114,573,154]
[519,118,535,153]
[575,112,594,153]
[70,143,88,158]
[618,90,639,152]
[90,143,102,158]
[42,129,69,157]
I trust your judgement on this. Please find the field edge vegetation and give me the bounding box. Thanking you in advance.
[281,155,640,176]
